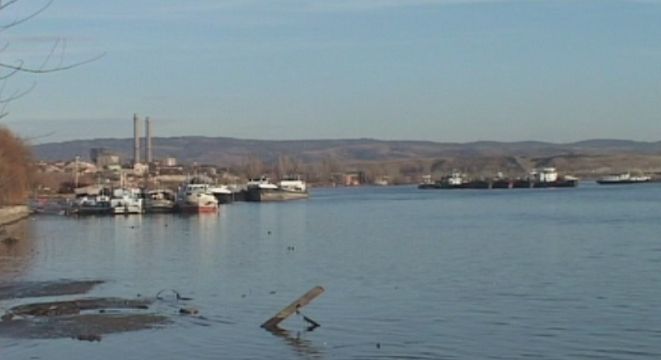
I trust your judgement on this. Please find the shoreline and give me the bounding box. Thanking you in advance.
[0,206,31,227]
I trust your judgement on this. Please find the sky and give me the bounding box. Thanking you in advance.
[1,0,661,143]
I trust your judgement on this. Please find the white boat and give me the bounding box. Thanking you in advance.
[71,187,113,215]
[176,177,218,213]
[245,176,309,202]
[596,172,652,185]
[278,176,308,193]
[110,188,144,215]
[144,188,176,213]
[209,185,235,204]
[246,176,279,190]
[438,170,468,189]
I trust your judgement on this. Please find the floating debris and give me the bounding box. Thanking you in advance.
[76,334,102,342]
[178,308,199,315]
[156,289,193,302]
[261,285,324,330]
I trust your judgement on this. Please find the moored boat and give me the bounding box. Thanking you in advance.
[529,168,578,188]
[144,188,176,213]
[176,177,218,213]
[418,168,577,190]
[71,186,113,215]
[110,188,144,215]
[245,176,309,202]
[596,172,651,185]
[418,175,439,189]
[209,185,235,204]
[437,171,468,189]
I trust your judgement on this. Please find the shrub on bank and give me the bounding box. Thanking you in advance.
[0,126,34,206]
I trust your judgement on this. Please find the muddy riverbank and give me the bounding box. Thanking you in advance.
[0,280,183,341]
[0,206,30,227]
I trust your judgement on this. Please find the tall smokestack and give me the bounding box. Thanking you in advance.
[133,113,141,164]
[145,117,153,163]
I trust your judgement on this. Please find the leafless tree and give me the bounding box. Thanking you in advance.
[0,0,103,207]
[0,0,104,119]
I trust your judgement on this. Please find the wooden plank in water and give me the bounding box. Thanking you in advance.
[261,286,325,329]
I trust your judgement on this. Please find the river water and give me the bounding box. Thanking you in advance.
[2,183,661,359]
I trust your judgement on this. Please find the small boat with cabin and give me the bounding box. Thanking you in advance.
[144,188,176,213]
[176,177,219,213]
[209,185,235,204]
[110,187,144,215]
[71,186,113,215]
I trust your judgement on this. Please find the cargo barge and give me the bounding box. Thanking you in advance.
[419,168,578,190]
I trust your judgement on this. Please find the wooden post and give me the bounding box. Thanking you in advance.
[261,286,324,329]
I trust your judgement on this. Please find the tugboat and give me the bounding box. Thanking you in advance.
[438,171,468,189]
[512,168,578,188]
[596,172,651,185]
[418,175,439,189]
[530,168,578,188]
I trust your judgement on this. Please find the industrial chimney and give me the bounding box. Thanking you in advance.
[145,117,153,163]
[133,113,141,164]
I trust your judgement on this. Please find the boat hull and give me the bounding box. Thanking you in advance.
[111,204,143,215]
[419,179,578,189]
[176,194,218,213]
[245,188,309,202]
[144,200,176,213]
[72,206,112,215]
[212,193,235,204]
[596,179,651,185]
[177,204,218,213]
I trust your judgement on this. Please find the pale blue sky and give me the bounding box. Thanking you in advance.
[2,0,661,143]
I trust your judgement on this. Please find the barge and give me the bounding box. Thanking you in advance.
[596,173,651,185]
[419,168,578,190]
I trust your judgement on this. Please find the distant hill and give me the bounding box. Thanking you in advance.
[31,137,661,166]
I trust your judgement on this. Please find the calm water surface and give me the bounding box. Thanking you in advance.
[2,184,661,359]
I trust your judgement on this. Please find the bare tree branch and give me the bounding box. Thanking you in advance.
[0,0,53,32]
[0,59,24,80]
[0,52,105,73]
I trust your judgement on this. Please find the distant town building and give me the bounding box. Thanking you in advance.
[91,148,121,168]
[133,163,149,176]
[163,157,178,167]
[90,148,109,163]
[96,154,121,168]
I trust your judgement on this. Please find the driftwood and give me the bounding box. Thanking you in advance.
[261,286,324,330]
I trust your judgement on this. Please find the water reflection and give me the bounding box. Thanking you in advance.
[0,219,34,282]
[267,327,325,359]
